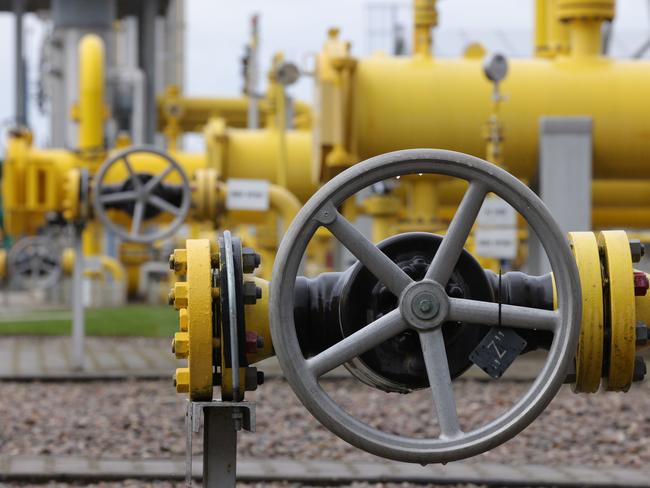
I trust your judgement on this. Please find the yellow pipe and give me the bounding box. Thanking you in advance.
[556,0,614,58]
[82,221,103,257]
[156,89,313,134]
[413,0,437,57]
[98,255,126,283]
[535,0,549,57]
[216,181,301,232]
[546,0,569,57]
[77,34,105,153]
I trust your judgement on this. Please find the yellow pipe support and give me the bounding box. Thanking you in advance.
[76,34,106,154]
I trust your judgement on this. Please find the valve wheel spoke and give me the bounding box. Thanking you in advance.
[419,328,462,439]
[424,182,487,285]
[149,194,182,215]
[143,164,175,194]
[316,202,413,296]
[306,309,407,378]
[131,200,145,237]
[448,298,559,332]
[99,191,138,204]
[122,155,142,190]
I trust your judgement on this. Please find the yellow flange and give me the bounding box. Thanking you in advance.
[598,230,636,392]
[568,232,604,393]
[172,239,214,400]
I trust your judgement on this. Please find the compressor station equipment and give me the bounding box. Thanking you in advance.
[168,149,649,486]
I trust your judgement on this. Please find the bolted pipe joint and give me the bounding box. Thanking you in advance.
[556,0,615,58]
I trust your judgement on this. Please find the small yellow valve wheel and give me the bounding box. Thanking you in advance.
[172,239,214,400]
[568,232,604,393]
[598,230,636,392]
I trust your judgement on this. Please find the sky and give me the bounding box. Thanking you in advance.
[1,0,650,147]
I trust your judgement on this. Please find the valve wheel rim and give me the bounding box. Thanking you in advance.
[270,149,581,463]
[92,146,191,243]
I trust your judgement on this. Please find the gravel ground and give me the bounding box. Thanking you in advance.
[3,483,485,488]
[0,376,649,485]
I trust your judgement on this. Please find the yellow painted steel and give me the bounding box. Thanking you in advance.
[568,232,604,393]
[598,230,636,392]
[0,250,6,280]
[73,34,107,159]
[205,124,316,203]
[156,85,312,138]
[314,3,650,183]
[171,240,214,400]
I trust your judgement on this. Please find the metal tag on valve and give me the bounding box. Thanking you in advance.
[469,327,527,379]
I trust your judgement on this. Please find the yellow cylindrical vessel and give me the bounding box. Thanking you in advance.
[350,55,650,180]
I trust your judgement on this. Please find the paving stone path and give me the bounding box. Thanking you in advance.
[0,455,648,486]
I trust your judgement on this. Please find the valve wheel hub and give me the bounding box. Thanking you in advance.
[399,280,449,330]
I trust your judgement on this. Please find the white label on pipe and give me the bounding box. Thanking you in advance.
[226,179,270,211]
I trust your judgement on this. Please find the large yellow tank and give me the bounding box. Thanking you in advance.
[316,0,650,182]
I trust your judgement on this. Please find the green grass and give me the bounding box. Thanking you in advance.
[0,305,178,337]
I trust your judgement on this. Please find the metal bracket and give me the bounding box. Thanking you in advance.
[185,401,256,488]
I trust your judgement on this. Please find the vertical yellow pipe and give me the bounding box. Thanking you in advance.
[556,0,614,58]
[567,19,603,58]
[78,34,105,152]
[82,221,102,256]
[534,0,549,57]
[547,0,569,56]
[413,0,437,57]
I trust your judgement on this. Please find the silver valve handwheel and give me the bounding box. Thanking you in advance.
[8,236,62,290]
[270,149,581,464]
[92,146,191,243]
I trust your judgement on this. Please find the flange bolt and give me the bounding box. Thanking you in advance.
[634,271,649,296]
[629,240,645,263]
[242,247,261,273]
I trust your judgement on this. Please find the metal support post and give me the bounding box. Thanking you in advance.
[71,224,85,369]
[13,0,26,126]
[139,0,158,144]
[186,401,256,488]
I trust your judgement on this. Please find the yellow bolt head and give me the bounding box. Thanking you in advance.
[179,308,188,332]
[173,282,189,310]
[173,332,189,359]
[171,249,187,274]
[174,367,189,393]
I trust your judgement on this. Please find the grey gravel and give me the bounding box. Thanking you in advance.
[0,375,649,479]
[2,483,485,488]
